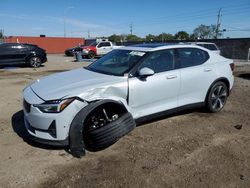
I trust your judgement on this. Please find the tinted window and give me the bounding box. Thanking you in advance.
[139,49,174,73]
[98,42,111,47]
[176,48,209,68]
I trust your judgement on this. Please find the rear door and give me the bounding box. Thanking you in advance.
[128,49,180,118]
[176,47,216,106]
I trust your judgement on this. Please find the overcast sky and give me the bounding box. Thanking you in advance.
[0,0,249,38]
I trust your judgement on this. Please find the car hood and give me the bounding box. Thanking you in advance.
[30,68,128,101]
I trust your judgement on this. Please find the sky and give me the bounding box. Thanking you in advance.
[0,0,250,38]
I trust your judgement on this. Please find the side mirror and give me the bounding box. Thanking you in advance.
[138,67,155,77]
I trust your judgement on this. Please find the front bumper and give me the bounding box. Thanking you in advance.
[81,50,89,55]
[23,86,88,145]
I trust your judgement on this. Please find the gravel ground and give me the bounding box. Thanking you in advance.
[0,55,249,188]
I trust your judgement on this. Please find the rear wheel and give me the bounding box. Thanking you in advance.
[206,81,228,113]
[29,57,42,68]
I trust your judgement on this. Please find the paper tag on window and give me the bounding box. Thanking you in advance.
[129,51,145,56]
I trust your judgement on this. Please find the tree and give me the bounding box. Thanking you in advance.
[126,34,142,41]
[156,33,174,41]
[174,31,189,40]
[0,30,3,39]
[193,24,218,39]
[108,34,123,43]
[145,34,157,41]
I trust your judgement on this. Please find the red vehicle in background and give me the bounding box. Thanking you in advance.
[81,39,123,59]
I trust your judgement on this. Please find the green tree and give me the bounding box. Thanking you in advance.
[145,34,157,41]
[174,31,189,40]
[0,30,3,39]
[126,34,142,41]
[156,33,174,41]
[193,24,218,39]
[108,34,123,43]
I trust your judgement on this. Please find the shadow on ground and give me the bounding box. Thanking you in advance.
[11,110,67,151]
[237,73,250,80]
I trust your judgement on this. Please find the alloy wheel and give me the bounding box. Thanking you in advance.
[30,57,41,68]
[210,84,227,111]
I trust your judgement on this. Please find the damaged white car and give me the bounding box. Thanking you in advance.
[23,44,234,157]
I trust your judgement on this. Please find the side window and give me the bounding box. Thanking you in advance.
[139,49,174,73]
[176,48,209,68]
[98,42,111,48]
[97,42,104,48]
[103,42,111,47]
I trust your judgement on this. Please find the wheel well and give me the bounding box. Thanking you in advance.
[25,54,41,62]
[216,78,230,94]
[87,101,128,117]
[89,50,96,55]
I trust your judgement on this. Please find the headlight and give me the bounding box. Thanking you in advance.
[34,98,75,113]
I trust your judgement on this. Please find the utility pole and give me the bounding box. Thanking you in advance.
[63,6,74,37]
[215,8,222,39]
[130,23,133,35]
[88,29,90,38]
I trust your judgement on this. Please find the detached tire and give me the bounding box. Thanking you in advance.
[69,101,136,157]
[84,112,136,151]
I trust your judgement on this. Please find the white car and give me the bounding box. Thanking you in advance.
[190,42,221,54]
[23,44,234,157]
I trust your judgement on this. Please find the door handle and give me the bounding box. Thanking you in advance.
[166,75,177,79]
[204,68,212,72]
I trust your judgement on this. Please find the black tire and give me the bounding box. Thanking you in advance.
[29,56,42,68]
[206,81,228,113]
[69,101,136,156]
[84,112,136,151]
[88,51,95,59]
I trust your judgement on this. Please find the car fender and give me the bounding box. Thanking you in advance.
[25,51,40,61]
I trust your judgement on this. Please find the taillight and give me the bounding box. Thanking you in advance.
[230,63,235,72]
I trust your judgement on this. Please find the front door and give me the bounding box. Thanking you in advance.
[128,49,180,119]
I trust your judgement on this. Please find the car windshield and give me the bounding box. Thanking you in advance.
[89,42,97,46]
[86,49,146,76]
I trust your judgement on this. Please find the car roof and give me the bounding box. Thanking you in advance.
[190,42,216,45]
[0,43,36,46]
[121,43,209,52]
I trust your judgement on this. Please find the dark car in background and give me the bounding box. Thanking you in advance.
[65,44,85,56]
[0,43,47,68]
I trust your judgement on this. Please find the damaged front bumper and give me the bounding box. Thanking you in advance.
[23,86,88,146]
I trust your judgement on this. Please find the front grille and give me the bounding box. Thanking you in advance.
[23,99,31,113]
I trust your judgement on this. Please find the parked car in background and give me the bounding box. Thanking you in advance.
[190,42,221,54]
[23,43,234,157]
[0,43,47,68]
[64,44,85,56]
[81,39,123,59]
